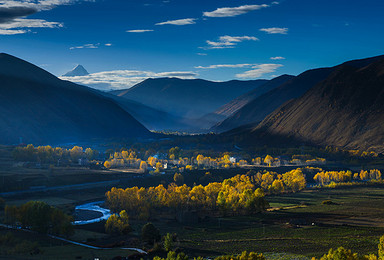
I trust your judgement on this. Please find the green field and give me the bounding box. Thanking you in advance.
[141,186,384,258]
[1,148,384,260]
[0,227,137,260]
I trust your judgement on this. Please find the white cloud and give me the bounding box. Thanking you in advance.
[126,29,154,33]
[0,0,93,34]
[203,4,269,18]
[0,0,94,10]
[195,64,256,69]
[105,43,112,46]
[70,43,100,50]
[155,71,198,77]
[60,69,198,90]
[203,35,258,49]
[236,64,283,78]
[197,53,207,56]
[260,27,288,34]
[270,56,285,60]
[156,18,196,26]
[0,18,63,35]
[0,18,63,29]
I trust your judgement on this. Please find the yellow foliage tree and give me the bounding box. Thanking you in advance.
[264,155,274,166]
[104,161,111,169]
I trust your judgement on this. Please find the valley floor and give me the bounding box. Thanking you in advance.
[2,178,384,259]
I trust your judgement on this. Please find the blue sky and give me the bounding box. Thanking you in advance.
[1,0,384,90]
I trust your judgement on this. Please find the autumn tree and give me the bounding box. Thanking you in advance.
[319,247,360,260]
[169,147,181,160]
[264,155,274,166]
[379,235,384,259]
[196,154,205,166]
[282,169,306,192]
[85,148,97,160]
[271,179,284,194]
[105,210,131,235]
[69,146,83,162]
[148,156,157,167]
[104,161,111,169]
[140,161,148,173]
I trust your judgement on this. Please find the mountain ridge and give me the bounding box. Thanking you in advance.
[110,77,269,119]
[63,65,89,77]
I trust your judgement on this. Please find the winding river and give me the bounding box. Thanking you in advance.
[73,201,112,225]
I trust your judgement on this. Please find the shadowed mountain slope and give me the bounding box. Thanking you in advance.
[0,53,152,145]
[213,55,384,133]
[99,92,192,131]
[241,55,384,152]
[212,68,333,133]
[213,74,295,118]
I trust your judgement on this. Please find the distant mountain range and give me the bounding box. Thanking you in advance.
[99,92,192,131]
[211,74,296,132]
[63,65,89,77]
[110,78,269,119]
[2,52,383,152]
[229,55,384,153]
[0,53,152,145]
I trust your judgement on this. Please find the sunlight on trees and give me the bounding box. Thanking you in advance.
[105,210,131,235]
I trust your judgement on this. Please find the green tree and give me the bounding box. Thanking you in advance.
[163,233,174,252]
[85,148,97,160]
[154,251,188,260]
[5,201,73,236]
[173,173,184,185]
[142,222,161,244]
[215,251,265,260]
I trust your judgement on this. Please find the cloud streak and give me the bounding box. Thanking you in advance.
[236,64,283,78]
[60,69,198,90]
[203,4,269,18]
[155,18,196,26]
[270,56,285,60]
[70,43,100,50]
[126,29,154,33]
[260,27,288,34]
[195,64,256,69]
[203,35,259,49]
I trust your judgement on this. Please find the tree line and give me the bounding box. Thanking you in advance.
[105,169,307,219]
[12,144,99,165]
[106,176,268,219]
[313,169,382,186]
